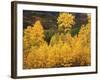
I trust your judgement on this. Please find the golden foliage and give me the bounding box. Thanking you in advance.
[23,20,46,68]
[57,13,75,32]
[23,20,45,50]
[23,14,91,69]
[71,19,91,66]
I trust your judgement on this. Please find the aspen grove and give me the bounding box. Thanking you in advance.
[23,12,91,69]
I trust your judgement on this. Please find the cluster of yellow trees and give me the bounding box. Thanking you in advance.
[23,13,91,69]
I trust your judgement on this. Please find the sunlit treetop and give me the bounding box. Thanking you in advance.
[31,20,44,38]
[23,20,45,49]
[57,12,75,31]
